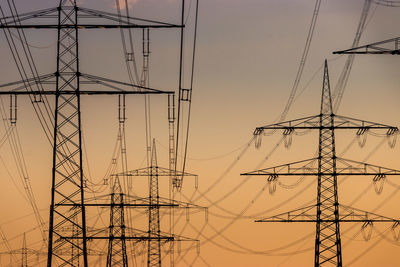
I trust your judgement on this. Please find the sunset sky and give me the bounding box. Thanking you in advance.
[0,0,399,266]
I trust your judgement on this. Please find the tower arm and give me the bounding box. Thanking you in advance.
[0,6,182,29]
[116,166,197,177]
[0,73,174,95]
[254,114,397,135]
[333,36,400,55]
[256,204,400,223]
[241,157,400,176]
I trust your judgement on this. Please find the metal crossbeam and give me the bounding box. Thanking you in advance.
[242,157,400,176]
[256,204,400,223]
[333,36,400,55]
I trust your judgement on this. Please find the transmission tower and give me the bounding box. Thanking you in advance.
[107,176,128,267]
[0,233,46,267]
[115,139,202,267]
[21,233,27,267]
[0,0,183,265]
[242,60,400,266]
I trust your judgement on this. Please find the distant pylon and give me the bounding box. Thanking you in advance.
[115,139,202,267]
[148,139,162,267]
[242,60,400,266]
[107,176,128,267]
[21,233,27,267]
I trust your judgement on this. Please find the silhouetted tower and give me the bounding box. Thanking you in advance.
[242,60,400,266]
[315,60,342,265]
[47,1,88,265]
[106,90,129,266]
[148,139,162,267]
[107,177,128,267]
[21,233,27,267]
[116,139,201,267]
[0,1,181,265]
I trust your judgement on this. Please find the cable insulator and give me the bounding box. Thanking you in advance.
[186,206,190,222]
[356,128,368,148]
[387,130,397,149]
[284,133,293,149]
[391,222,400,241]
[254,132,262,149]
[372,174,385,195]
[267,174,278,195]
[361,221,373,241]
[196,241,200,255]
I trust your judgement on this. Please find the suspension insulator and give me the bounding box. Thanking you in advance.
[186,206,190,222]
[283,128,294,149]
[9,94,17,124]
[373,174,386,195]
[387,129,398,149]
[391,222,400,241]
[267,174,278,195]
[196,241,200,255]
[361,221,373,241]
[254,131,263,149]
[356,128,368,148]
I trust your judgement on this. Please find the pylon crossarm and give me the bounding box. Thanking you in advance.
[172,235,199,242]
[254,115,320,135]
[77,7,182,28]
[0,6,183,29]
[79,73,173,94]
[158,197,205,210]
[81,193,177,207]
[0,73,56,90]
[241,157,400,177]
[335,157,400,176]
[116,166,197,177]
[339,205,400,224]
[255,205,316,222]
[333,36,400,55]
[0,74,174,95]
[0,7,58,24]
[334,115,398,132]
[256,204,400,224]
[241,158,318,176]
[253,114,398,136]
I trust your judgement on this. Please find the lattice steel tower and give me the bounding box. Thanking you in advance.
[116,139,201,267]
[0,0,181,265]
[107,176,128,267]
[242,60,400,266]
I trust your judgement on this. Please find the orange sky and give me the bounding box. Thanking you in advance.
[0,0,399,266]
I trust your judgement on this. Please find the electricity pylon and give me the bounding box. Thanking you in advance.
[0,0,181,265]
[333,36,400,55]
[107,177,128,267]
[242,60,400,266]
[115,139,202,267]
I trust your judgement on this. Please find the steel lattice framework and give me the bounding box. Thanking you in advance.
[115,139,200,267]
[107,177,128,267]
[333,36,400,55]
[242,60,400,266]
[148,140,162,267]
[0,0,181,265]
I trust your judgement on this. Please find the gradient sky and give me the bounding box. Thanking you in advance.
[0,0,400,266]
